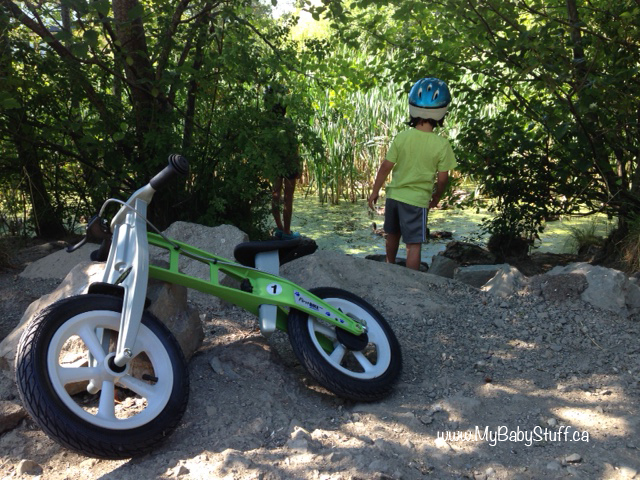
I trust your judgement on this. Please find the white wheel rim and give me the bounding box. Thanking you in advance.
[306,297,391,379]
[47,311,174,430]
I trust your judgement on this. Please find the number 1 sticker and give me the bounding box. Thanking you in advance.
[267,283,282,295]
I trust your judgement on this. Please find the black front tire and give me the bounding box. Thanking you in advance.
[287,287,402,402]
[15,294,189,459]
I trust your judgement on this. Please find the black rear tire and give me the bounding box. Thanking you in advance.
[15,294,189,459]
[287,287,402,401]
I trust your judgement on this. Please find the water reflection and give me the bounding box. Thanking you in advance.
[279,194,612,263]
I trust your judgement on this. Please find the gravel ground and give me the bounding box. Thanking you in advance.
[1,243,639,479]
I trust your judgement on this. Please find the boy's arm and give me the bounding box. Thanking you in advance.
[429,171,449,209]
[368,160,395,210]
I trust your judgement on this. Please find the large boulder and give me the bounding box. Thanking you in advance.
[546,262,640,317]
[150,222,249,311]
[19,243,97,280]
[280,251,455,318]
[481,265,528,298]
[442,241,496,265]
[453,263,511,289]
[0,262,203,372]
[1,261,104,371]
[429,254,460,278]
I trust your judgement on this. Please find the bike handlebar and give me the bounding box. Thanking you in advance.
[149,154,189,191]
[67,154,189,255]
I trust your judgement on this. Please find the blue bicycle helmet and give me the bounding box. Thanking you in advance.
[408,78,451,121]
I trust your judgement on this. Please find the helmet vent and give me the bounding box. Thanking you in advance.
[433,89,440,100]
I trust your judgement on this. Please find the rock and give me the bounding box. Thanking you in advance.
[0,262,203,373]
[565,453,582,463]
[0,261,104,371]
[281,251,454,317]
[454,264,511,289]
[174,465,190,476]
[286,426,314,452]
[209,357,225,375]
[538,273,588,302]
[442,241,496,265]
[0,401,26,434]
[150,222,249,311]
[429,254,459,278]
[547,263,639,316]
[481,265,528,298]
[146,277,204,360]
[19,243,97,280]
[17,459,42,476]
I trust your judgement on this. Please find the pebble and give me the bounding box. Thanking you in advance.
[565,453,582,463]
[174,465,190,476]
[208,357,225,375]
[17,459,42,476]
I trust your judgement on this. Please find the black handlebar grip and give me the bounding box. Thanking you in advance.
[149,154,189,191]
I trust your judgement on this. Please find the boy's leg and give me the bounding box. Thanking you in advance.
[396,200,427,270]
[385,232,401,265]
[405,243,422,270]
[271,177,284,231]
[383,198,401,265]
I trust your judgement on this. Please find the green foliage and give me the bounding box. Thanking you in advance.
[1,0,313,238]
[317,0,640,244]
[4,0,640,249]
[621,215,640,272]
[564,221,606,256]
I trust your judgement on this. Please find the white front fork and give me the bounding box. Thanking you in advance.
[101,194,151,368]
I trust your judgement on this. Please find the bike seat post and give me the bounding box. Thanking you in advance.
[255,251,280,337]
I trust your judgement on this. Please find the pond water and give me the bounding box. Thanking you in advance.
[275,194,613,264]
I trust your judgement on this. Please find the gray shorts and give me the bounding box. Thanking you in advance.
[384,198,428,244]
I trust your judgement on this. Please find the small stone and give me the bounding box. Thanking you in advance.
[0,401,27,434]
[565,453,582,463]
[175,465,190,476]
[434,437,452,450]
[209,357,225,375]
[17,459,42,476]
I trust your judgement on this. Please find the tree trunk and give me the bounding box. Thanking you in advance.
[112,0,160,162]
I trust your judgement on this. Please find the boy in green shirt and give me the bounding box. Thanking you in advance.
[368,78,457,270]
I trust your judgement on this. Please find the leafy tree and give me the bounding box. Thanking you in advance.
[0,0,319,238]
[314,0,640,255]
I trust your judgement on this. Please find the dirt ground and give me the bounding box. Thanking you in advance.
[1,239,640,479]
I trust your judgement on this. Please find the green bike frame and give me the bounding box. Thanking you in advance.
[146,233,366,338]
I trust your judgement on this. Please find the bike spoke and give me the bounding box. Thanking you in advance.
[56,365,100,386]
[352,351,375,373]
[312,321,337,340]
[96,381,116,421]
[118,375,156,400]
[77,324,107,363]
[329,344,347,364]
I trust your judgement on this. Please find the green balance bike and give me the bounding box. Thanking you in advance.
[15,155,402,459]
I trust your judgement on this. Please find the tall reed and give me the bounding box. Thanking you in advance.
[305,82,406,204]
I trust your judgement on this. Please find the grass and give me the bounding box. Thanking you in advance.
[563,219,609,255]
